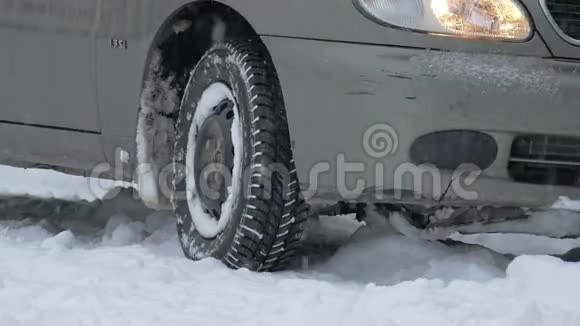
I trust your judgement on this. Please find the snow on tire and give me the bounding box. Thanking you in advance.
[172,40,307,272]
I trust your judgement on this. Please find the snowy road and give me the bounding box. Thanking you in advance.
[1,167,580,326]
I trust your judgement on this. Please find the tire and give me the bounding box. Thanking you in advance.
[172,40,307,272]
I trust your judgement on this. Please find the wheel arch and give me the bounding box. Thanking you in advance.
[135,1,267,209]
[140,1,260,111]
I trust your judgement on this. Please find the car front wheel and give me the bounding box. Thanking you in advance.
[172,40,306,272]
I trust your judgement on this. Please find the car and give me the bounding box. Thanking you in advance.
[1,0,579,271]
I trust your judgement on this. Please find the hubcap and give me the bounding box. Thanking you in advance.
[193,99,235,220]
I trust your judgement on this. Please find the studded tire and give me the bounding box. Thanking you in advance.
[172,40,307,272]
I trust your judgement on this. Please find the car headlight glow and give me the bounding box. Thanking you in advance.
[354,0,532,41]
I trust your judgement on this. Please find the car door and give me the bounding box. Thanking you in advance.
[0,0,100,133]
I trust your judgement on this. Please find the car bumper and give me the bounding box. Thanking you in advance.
[263,36,580,208]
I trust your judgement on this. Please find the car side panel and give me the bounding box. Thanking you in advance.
[0,124,103,172]
[0,0,101,132]
[0,0,107,171]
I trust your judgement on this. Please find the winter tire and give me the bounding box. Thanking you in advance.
[172,40,306,272]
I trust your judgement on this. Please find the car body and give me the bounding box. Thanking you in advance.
[1,0,579,213]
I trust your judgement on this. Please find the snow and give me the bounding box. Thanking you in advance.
[136,49,179,210]
[2,214,580,326]
[101,214,147,247]
[172,20,192,35]
[2,167,580,325]
[553,196,580,211]
[314,235,510,285]
[0,165,120,202]
[118,149,130,164]
[41,230,76,251]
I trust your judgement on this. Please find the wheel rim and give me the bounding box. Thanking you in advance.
[185,83,243,239]
[193,99,235,220]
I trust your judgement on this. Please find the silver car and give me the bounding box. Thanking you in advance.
[2,0,579,270]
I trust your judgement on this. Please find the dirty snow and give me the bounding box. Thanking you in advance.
[1,167,580,326]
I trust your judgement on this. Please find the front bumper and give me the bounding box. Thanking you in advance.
[264,36,580,209]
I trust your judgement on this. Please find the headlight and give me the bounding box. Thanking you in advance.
[354,0,532,41]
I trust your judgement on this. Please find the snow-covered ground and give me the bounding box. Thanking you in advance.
[0,165,126,202]
[1,168,580,326]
